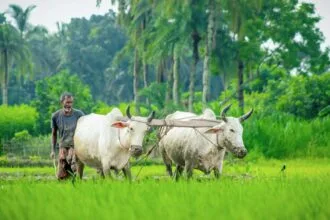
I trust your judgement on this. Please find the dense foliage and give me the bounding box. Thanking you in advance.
[0,1,329,159]
[32,70,93,134]
[0,105,38,140]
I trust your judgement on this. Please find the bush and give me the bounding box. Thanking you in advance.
[244,113,330,158]
[0,105,38,140]
[269,73,330,119]
[32,70,94,134]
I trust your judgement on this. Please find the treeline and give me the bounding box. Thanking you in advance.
[1,1,330,158]
[1,1,329,110]
[1,70,330,158]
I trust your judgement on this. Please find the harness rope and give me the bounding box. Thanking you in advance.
[117,127,128,149]
[193,128,224,150]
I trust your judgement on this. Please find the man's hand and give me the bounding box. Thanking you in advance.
[50,151,55,159]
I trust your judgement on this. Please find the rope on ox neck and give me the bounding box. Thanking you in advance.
[117,128,128,149]
[134,129,168,180]
[193,128,224,150]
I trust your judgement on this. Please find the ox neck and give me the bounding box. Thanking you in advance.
[197,128,224,150]
[117,128,128,149]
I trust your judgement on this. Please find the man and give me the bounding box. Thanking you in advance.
[50,92,85,180]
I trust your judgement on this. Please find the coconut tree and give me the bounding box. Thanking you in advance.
[224,0,263,113]
[145,0,205,111]
[8,4,36,39]
[98,0,152,114]
[202,0,217,109]
[0,22,32,105]
[7,4,35,103]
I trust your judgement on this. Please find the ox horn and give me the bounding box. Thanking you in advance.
[126,105,132,119]
[220,104,232,122]
[239,109,254,123]
[147,110,155,123]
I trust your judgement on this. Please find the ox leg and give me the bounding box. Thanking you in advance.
[76,158,85,180]
[161,147,173,176]
[184,162,194,180]
[101,161,114,179]
[104,169,115,179]
[97,168,105,178]
[122,163,132,181]
[213,168,220,179]
[174,165,184,181]
[165,164,173,177]
[214,151,225,179]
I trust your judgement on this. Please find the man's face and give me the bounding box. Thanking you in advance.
[62,96,73,114]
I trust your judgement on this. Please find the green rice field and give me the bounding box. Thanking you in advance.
[1,159,330,220]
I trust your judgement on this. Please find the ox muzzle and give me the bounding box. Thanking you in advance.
[233,147,248,159]
[130,145,143,158]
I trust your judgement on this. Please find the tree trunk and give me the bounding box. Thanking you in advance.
[189,29,201,112]
[2,49,9,105]
[142,52,149,106]
[202,0,216,110]
[188,61,196,112]
[165,58,173,105]
[133,47,140,115]
[237,59,244,114]
[156,59,165,83]
[142,15,149,106]
[142,58,148,89]
[173,46,180,106]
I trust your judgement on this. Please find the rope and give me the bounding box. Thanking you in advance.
[134,143,158,180]
[193,128,224,150]
[134,128,168,180]
[117,128,128,149]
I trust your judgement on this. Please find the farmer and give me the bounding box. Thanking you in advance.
[50,92,84,180]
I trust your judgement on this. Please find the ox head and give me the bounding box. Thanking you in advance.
[205,105,253,158]
[111,106,155,158]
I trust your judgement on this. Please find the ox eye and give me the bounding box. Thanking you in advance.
[130,127,134,132]
[230,129,235,133]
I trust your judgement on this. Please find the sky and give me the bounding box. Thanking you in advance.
[0,0,329,48]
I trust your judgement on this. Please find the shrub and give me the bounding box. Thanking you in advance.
[0,105,38,140]
[244,113,330,158]
[32,70,94,134]
[269,73,330,119]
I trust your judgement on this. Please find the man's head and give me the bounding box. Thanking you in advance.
[60,92,74,114]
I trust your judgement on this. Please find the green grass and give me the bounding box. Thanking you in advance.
[1,159,330,219]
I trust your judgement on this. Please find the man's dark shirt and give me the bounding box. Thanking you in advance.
[51,109,84,148]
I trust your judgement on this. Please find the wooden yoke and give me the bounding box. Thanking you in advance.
[147,118,221,128]
[115,116,222,128]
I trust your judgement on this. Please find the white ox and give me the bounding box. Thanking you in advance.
[159,105,253,180]
[74,106,154,179]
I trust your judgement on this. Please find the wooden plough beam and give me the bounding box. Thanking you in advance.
[116,116,222,128]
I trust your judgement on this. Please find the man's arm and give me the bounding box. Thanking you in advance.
[50,113,58,159]
[51,128,57,153]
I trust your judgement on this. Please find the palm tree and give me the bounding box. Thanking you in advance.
[145,0,204,111]
[224,0,263,113]
[172,45,180,105]
[98,0,152,114]
[202,0,217,110]
[7,4,35,103]
[8,4,36,39]
[0,22,32,105]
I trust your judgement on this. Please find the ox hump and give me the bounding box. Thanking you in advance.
[202,108,216,119]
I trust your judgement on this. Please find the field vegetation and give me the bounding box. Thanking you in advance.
[1,159,330,219]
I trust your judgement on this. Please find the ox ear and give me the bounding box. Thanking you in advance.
[205,123,225,134]
[111,121,129,129]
